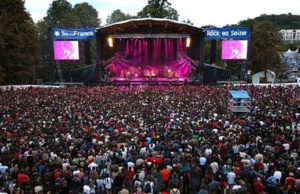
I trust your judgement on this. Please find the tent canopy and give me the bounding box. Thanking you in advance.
[229,90,250,99]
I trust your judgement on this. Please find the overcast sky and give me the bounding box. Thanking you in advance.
[25,0,300,27]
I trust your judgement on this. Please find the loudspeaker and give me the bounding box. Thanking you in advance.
[210,39,216,64]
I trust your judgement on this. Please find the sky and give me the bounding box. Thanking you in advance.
[25,0,300,27]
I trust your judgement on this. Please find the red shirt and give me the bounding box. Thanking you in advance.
[145,156,155,163]
[17,173,29,184]
[254,161,264,171]
[53,169,62,181]
[14,151,21,160]
[126,170,135,180]
[161,169,171,181]
[253,181,264,194]
[285,176,296,186]
[154,156,163,168]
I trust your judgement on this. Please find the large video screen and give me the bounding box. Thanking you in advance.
[221,40,248,60]
[53,41,79,60]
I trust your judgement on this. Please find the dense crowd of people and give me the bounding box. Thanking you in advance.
[0,84,300,194]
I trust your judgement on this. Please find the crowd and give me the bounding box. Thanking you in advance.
[0,84,299,194]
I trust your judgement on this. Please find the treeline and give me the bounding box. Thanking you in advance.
[253,13,300,29]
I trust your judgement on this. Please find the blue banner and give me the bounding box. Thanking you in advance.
[52,28,96,40]
[204,27,250,40]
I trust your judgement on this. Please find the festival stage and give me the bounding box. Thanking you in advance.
[111,77,191,85]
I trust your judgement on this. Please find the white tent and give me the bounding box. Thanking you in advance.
[252,70,276,84]
[283,49,298,57]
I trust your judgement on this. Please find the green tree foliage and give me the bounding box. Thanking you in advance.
[250,21,285,76]
[36,0,100,81]
[137,0,179,20]
[73,3,101,27]
[106,9,134,24]
[35,21,54,81]
[0,30,5,83]
[254,13,300,29]
[253,13,300,54]
[0,0,40,84]
[46,0,73,23]
[234,20,285,76]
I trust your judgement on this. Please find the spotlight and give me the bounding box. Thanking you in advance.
[108,36,113,47]
[186,37,191,47]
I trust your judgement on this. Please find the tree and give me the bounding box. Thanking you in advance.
[106,9,134,24]
[36,0,100,81]
[0,29,5,84]
[73,3,101,27]
[254,13,300,29]
[238,20,285,81]
[251,21,285,81]
[0,0,40,84]
[137,0,179,20]
[46,0,73,23]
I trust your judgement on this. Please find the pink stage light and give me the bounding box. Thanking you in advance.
[107,38,193,79]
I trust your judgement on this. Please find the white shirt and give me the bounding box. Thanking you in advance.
[62,162,70,173]
[96,178,105,190]
[144,181,155,194]
[204,148,212,156]
[50,152,57,160]
[88,162,99,171]
[282,143,290,151]
[227,172,236,185]
[140,147,147,155]
[73,169,80,177]
[139,170,146,181]
[263,163,269,173]
[83,184,91,194]
[210,162,219,174]
[104,177,113,189]
[199,156,207,165]
[136,158,144,167]
[273,171,282,182]
[127,162,135,169]
[0,164,8,174]
[34,185,43,194]
[254,153,264,162]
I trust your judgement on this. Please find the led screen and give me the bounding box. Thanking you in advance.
[53,41,79,60]
[221,40,248,60]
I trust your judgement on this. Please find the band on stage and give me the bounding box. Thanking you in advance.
[119,66,179,79]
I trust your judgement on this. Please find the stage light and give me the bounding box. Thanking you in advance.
[108,36,113,47]
[186,37,191,47]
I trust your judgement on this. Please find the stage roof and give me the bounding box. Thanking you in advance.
[229,90,250,99]
[97,18,203,34]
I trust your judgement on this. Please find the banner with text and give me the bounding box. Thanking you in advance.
[52,28,96,40]
[204,27,250,40]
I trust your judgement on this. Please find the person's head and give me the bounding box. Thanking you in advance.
[257,177,261,182]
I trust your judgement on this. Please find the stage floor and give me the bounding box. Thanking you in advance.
[111,77,191,85]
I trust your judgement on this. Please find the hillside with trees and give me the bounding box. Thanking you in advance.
[253,13,300,29]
